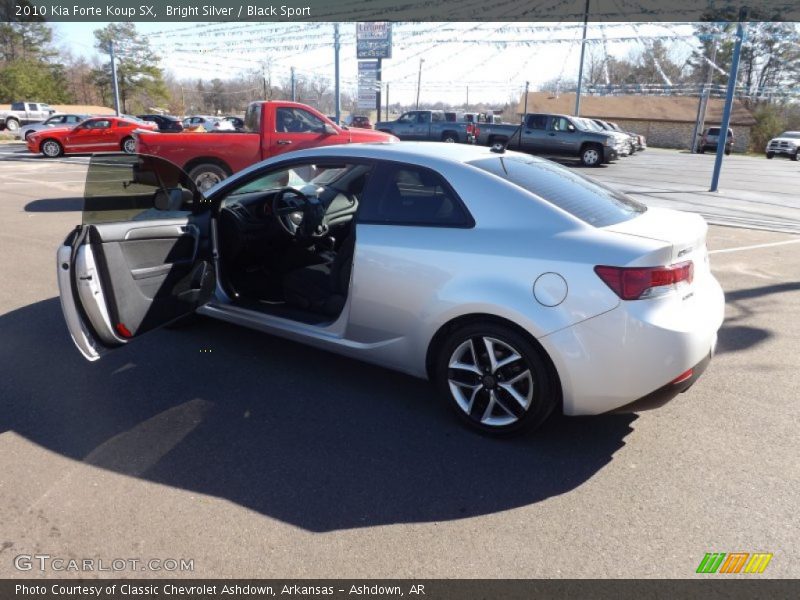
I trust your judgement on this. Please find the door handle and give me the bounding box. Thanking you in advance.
[277,140,292,145]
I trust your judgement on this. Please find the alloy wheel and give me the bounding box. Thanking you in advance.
[447,336,534,427]
[123,138,136,154]
[195,172,222,192]
[582,148,599,166]
[42,140,60,157]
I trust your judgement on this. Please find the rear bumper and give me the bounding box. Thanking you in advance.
[540,274,725,416]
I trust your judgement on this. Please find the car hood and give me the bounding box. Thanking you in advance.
[347,128,398,143]
[769,136,799,144]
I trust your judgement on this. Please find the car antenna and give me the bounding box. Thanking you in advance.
[490,118,524,154]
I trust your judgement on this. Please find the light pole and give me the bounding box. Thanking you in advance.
[574,0,590,116]
[334,23,341,123]
[109,41,121,116]
[416,58,425,110]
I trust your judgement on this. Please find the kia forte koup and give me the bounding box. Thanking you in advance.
[57,143,724,435]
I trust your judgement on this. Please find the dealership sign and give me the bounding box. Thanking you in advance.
[356,22,392,59]
[357,61,379,109]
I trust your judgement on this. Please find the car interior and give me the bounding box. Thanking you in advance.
[216,161,372,324]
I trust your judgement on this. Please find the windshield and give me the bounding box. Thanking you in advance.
[778,131,800,139]
[469,154,646,227]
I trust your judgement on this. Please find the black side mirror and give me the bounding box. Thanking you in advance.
[322,124,337,135]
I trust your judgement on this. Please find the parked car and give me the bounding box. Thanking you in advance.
[765,131,800,161]
[137,114,184,133]
[27,116,158,157]
[55,143,723,435]
[17,113,91,140]
[0,101,55,132]
[605,120,646,153]
[135,101,397,192]
[590,119,633,156]
[375,110,475,144]
[698,127,734,155]
[476,113,622,167]
[182,115,221,132]
[346,115,373,129]
[222,116,245,129]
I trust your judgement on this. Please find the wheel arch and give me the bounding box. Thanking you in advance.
[424,312,563,407]
[183,156,233,177]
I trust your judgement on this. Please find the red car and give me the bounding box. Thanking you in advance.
[27,116,158,158]
[348,115,373,129]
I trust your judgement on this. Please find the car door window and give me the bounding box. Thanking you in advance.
[552,117,574,132]
[82,155,200,225]
[397,113,413,124]
[416,113,431,124]
[359,164,472,227]
[46,116,64,125]
[526,115,547,130]
[275,107,324,133]
[84,119,111,130]
[11,102,24,111]
[65,116,82,124]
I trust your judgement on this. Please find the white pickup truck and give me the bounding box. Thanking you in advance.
[0,102,56,133]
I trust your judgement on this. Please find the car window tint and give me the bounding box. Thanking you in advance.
[11,102,24,111]
[82,155,199,225]
[46,116,63,124]
[526,115,547,130]
[552,117,573,132]
[469,155,646,227]
[359,164,471,227]
[65,116,80,123]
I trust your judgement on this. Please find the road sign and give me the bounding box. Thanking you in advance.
[357,22,392,59]
[357,60,379,109]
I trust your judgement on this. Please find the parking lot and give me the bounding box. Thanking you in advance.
[0,143,798,578]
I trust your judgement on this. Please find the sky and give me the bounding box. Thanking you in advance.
[52,22,698,107]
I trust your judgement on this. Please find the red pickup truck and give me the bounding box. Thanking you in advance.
[135,101,397,191]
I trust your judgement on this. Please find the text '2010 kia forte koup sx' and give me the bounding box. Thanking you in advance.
[57,143,724,435]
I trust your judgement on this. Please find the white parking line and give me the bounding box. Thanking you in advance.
[709,239,800,254]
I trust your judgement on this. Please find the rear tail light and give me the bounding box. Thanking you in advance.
[594,261,694,300]
[466,123,474,134]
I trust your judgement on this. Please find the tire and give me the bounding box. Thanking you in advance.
[442,132,458,143]
[4,118,19,133]
[725,147,732,156]
[434,322,559,436]
[188,163,229,193]
[698,147,705,154]
[488,136,508,147]
[121,136,136,154]
[580,144,603,167]
[766,152,774,159]
[40,139,63,158]
[792,152,799,162]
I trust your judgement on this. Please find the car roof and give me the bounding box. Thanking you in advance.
[274,140,531,167]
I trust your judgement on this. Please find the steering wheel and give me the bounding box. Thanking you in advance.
[271,187,328,239]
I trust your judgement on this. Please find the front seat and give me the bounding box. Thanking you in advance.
[282,233,356,316]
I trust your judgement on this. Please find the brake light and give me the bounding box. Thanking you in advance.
[594,261,694,300]
[466,123,474,134]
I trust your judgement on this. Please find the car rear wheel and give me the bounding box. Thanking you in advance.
[766,152,774,159]
[580,144,602,167]
[792,152,799,162]
[121,136,136,154]
[188,163,229,193]
[41,139,63,158]
[435,323,558,436]
[442,133,458,143]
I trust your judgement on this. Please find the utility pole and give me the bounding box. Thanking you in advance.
[109,40,121,116]
[523,81,530,117]
[291,67,296,102]
[710,10,747,192]
[574,0,590,116]
[334,23,341,123]
[691,42,717,153]
[466,85,469,111]
[385,83,389,118]
[415,58,424,109]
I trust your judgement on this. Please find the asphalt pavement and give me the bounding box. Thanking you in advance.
[0,145,797,578]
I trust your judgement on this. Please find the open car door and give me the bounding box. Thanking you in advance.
[57,154,216,361]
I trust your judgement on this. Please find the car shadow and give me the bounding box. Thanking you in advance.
[0,298,636,533]
[24,197,84,212]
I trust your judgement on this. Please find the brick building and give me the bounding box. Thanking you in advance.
[516,92,756,152]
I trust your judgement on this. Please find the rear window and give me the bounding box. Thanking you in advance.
[469,155,646,227]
